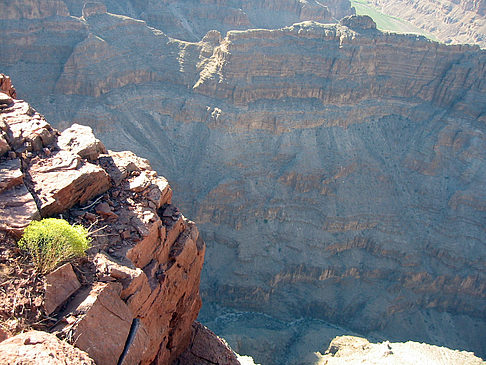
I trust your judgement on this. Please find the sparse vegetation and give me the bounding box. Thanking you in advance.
[18,219,91,274]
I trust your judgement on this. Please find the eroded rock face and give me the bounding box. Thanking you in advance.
[176,322,240,365]
[0,331,95,364]
[370,0,486,48]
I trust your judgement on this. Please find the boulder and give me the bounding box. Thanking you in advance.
[0,74,16,98]
[175,322,240,365]
[0,158,23,193]
[57,282,133,365]
[0,99,56,152]
[0,183,40,236]
[28,150,111,217]
[0,331,95,364]
[57,123,107,161]
[44,263,81,315]
[340,15,377,30]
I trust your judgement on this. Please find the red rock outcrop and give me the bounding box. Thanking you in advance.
[0,331,95,365]
[176,322,240,365]
[0,78,209,364]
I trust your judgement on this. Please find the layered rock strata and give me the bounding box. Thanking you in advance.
[60,0,354,41]
[370,0,486,47]
[0,84,208,364]
[1,4,486,363]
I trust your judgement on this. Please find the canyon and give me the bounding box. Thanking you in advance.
[1,0,486,364]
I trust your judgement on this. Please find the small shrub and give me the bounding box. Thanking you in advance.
[18,218,91,274]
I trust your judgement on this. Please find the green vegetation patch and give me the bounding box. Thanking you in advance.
[18,218,91,274]
[350,0,438,41]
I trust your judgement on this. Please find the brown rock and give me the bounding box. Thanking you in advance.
[0,99,56,152]
[121,230,131,239]
[0,158,23,193]
[0,133,9,156]
[0,92,13,109]
[44,263,81,315]
[98,150,147,186]
[84,212,97,222]
[175,322,240,365]
[28,150,111,217]
[0,74,16,98]
[95,202,119,220]
[59,282,133,365]
[0,327,8,343]
[0,183,40,236]
[129,171,150,192]
[0,330,95,364]
[57,123,107,161]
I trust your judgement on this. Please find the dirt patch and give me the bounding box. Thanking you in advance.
[0,231,48,338]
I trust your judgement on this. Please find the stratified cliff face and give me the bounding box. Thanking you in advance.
[1,2,486,363]
[58,0,354,41]
[370,0,486,48]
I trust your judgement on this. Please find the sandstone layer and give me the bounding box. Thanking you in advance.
[61,0,354,41]
[318,335,485,364]
[370,0,486,48]
[0,85,210,364]
[1,3,486,363]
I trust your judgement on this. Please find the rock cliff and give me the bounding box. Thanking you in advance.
[0,79,213,364]
[1,2,486,363]
[370,0,486,48]
[60,0,354,42]
[318,335,485,364]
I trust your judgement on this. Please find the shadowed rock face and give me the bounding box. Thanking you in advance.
[1,2,486,363]
[61,0,354,41]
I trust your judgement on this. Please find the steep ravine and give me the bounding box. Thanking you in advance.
[1,2,486,363]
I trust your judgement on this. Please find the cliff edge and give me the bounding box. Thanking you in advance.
[0,74,241,364]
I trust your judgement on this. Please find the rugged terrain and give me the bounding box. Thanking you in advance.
[370,0,486,47]
[0,74,243,364]
[1,1,486,364]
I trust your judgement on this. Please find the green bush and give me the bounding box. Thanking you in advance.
[18,218,91,274]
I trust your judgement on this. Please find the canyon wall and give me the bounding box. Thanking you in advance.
[370,0,486,48]
[1,1,486,363]
[60,0,354,41]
